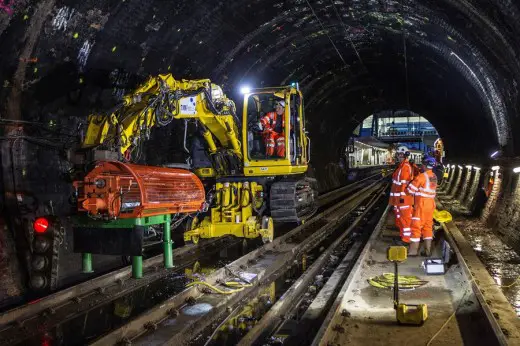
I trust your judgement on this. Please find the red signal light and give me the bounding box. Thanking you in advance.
[33,217,49,233]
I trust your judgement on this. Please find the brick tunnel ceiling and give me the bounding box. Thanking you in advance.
[1,0,520,161]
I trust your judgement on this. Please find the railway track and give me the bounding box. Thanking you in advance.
[214,180,388,346]
[0,172,386,346]
[86,177,514,346]
[195,197,517,346]
[91,178,388,345]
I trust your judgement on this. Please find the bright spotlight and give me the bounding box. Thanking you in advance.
[514,167,520,173]
[490,151,499,158]
[491,166,500,171]
[240,86,251,94]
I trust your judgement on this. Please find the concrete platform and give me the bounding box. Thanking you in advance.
[316,211,500,346]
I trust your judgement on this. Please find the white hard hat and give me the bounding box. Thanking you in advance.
[276,100,285,107]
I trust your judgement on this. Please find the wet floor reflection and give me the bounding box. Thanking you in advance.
[458,220,520,316]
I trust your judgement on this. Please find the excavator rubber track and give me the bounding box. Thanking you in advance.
[269,178,318,223]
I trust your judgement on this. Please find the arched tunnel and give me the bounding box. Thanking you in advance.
[1,0,520,331]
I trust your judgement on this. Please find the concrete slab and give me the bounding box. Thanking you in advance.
[317,219,499,346]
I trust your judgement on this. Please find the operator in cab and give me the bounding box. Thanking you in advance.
[259,100,286,157]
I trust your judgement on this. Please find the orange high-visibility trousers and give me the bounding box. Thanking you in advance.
[264,131,285,157]
[393,207,400,228]
[410,198,435,242]
[394,205,411,243]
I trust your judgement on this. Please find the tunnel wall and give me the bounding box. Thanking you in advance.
[0,0,519,302]
[439,162,520,254]
[493,169,520,252]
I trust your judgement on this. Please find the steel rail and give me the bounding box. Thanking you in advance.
[317,171,385,207]
[0,236,239,345]
[310,206,390,346]
[235,185,386,345]
[311,200,520,346]
[436,200,520,345]
[0,174,387,345]
[92,178,388,345]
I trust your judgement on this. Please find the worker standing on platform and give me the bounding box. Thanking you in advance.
[407,157,438,256]
[260,100,286,157]
[389,151,414,244]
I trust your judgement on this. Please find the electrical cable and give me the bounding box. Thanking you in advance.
[224,281,253,288]
[0,135,67,150]
[426,287,471,346]
[304,0,349,69]
[403,29,411,120]
[426,310,456,346]
[368,273,428,289]
[481,275,520,289]
[203,308,240,346]
[500,276,520,288]
[186,281,245,295]
[329,0,366,70]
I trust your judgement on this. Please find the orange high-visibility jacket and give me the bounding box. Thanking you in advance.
[389,159,413,206]
[407,169,438,204]
[260,112,285,134]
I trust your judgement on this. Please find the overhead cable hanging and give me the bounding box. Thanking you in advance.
[329,0,366,70]
[305,0,349,69]
[403,29,411,128]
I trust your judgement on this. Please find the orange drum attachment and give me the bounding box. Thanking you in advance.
[74,161,205,219]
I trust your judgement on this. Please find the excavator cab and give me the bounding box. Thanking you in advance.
[242,86,309,177]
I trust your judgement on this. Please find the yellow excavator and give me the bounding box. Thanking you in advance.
[74,74,316,244]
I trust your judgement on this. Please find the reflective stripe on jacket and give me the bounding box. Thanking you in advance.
[260,111,284,134]
[407,170,438,200]
[390,159,413,205]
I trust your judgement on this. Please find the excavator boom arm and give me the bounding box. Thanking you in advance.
[81,74,242,160]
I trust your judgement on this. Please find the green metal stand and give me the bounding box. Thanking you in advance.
[163,217,173,269]
[132,256,143,279]
[82,253,93,273]
[75,214,174,278]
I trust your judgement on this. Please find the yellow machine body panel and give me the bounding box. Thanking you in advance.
[183,181,274,243]
[243,164,308,176]
[80,74,314,242]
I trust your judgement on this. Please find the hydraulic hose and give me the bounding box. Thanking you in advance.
[368,273,428,289]
[241,187,253,208]
[186,281,245,295]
